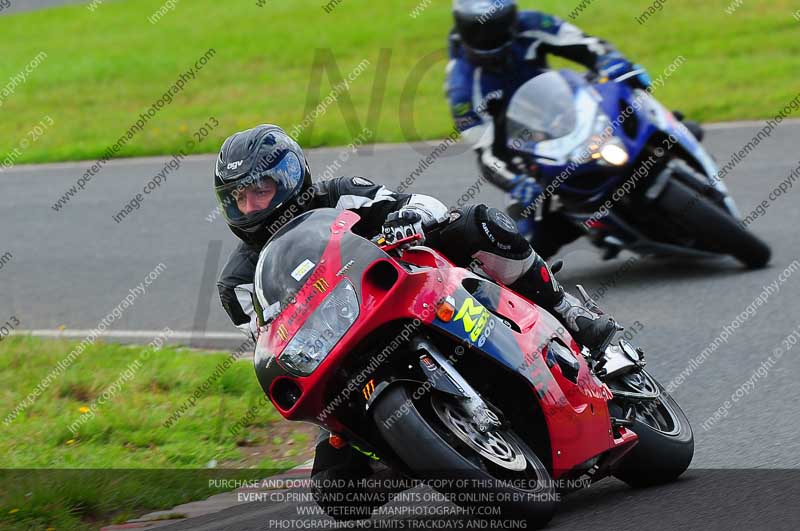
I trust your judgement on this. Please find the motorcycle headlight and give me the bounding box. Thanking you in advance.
[277,280,359,376]
[600,142,629,166]
[569,112,613,164]
[569,112,629,167]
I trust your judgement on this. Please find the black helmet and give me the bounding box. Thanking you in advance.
[214,124,312,247]
[453,0,518,68]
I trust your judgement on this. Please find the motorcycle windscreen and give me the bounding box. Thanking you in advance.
[506,71,577,149]
[254,208,389,326]
[254,209,341,324]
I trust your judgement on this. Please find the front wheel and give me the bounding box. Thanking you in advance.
[608,371,694,487]
[654,178,771,268]
[373,385,556,527]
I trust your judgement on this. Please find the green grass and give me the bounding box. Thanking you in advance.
[0,336,312,530]
[0,0,798,164]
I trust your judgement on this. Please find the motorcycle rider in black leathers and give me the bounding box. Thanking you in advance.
[214,124,618,519]
[447,0,704,258]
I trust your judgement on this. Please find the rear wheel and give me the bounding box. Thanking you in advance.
[654,178,771,268]
[373,385,556,527]
[608,371,694,487]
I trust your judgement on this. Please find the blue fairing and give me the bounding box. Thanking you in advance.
[430,287,529,381]
[527,70,719,203]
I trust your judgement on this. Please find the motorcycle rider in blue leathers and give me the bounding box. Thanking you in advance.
[447,0,703,258]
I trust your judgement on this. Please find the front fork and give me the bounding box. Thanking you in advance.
[409,336,502,434]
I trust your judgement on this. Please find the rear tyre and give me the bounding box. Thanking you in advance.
[654,178,771,269]
[373,385,556,527]
[609,371,694,488]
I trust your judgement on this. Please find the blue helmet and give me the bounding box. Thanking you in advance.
[453,0,518,67]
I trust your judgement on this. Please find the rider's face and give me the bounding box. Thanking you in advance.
[234,179,277,215]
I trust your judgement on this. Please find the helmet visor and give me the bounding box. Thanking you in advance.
[215,151,304,229]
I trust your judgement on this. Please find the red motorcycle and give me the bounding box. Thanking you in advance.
[253,208,693,526]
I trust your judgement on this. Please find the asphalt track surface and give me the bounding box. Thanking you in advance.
[3,121,800,528]
[0,0,84,15]
[2,3,798,528]
[156,471,800,531]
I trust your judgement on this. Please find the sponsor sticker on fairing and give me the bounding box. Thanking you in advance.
[290,259,315,281]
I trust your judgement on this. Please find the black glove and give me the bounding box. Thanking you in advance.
[381,209,424,244]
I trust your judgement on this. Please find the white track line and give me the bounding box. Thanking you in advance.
[704,118,800,131]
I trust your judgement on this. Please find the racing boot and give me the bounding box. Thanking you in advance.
[552,288,618,352]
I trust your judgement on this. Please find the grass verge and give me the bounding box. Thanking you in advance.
[0,0,798,164]
[0,336,315,530]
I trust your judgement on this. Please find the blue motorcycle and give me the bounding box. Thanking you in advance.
[504,69,771,268]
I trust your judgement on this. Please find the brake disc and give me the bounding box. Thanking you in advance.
[432,398,527,472]
[607,370,661,400]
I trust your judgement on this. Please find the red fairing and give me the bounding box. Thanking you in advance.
[495,286,637,476]
[256,210,637,474]
[257,211,452,434]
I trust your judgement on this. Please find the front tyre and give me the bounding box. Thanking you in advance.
[609,371,694,487]
[373,385,556,527]
[655,178,771,269]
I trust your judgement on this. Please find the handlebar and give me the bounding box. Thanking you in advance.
[377,233,424,253]
[372,216,450,253]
